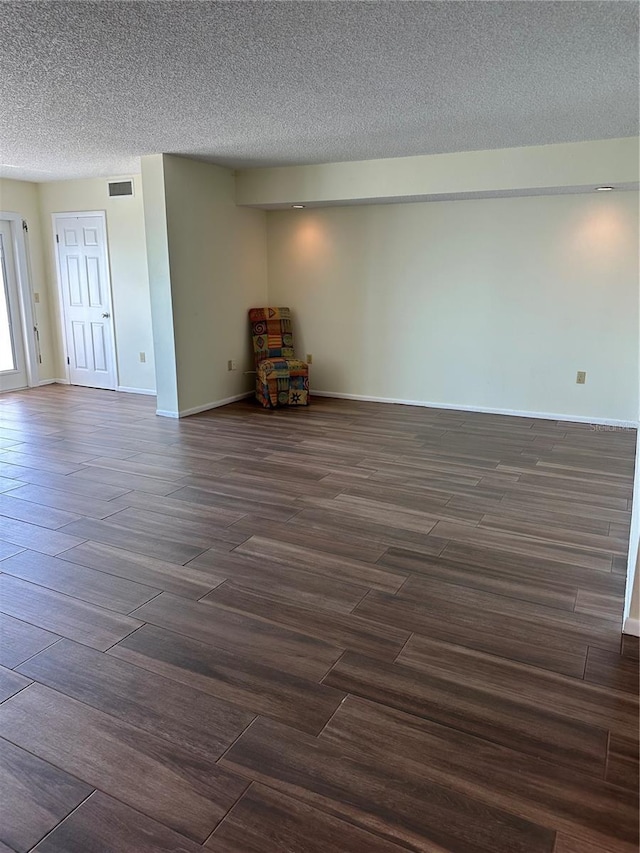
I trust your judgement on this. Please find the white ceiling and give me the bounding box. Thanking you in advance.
[1,1,638,182]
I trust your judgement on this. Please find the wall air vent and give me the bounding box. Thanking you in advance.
[107,179,134,198]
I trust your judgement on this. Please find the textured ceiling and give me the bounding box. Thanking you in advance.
[1,1,638,182]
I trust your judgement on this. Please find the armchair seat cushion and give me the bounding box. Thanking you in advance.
[256,357,309,408]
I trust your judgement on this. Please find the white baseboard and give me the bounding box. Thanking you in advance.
[310,390,638,428]
[38,378,69,386]
[156,391,253,419]
[623,617,640,637]
[116,386,157,396]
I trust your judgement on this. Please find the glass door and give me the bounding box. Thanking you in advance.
[0,221,28,391]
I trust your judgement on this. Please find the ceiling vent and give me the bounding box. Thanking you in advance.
[107,179,134,198]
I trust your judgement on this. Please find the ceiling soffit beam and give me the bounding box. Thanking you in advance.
[235,137,639,208]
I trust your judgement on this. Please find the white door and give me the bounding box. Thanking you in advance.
[0,221,28,392]
[56,214,117,390]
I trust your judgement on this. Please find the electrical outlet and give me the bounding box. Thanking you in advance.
[227,359,237,371]
[306,353,313,364]
[139,352,146,363]
[33,292,40,304]
[576,370,586,385]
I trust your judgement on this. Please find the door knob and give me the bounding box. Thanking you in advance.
[101,312,110,318]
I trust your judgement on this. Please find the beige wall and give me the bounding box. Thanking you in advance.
[38,176,156,392]
[142,154,268,415]
[0,178,56,380]
[267,191,639,422]
[238,137,639,207]
[140,155,179,414]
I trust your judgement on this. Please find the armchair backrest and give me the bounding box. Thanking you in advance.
[248,307,295,367]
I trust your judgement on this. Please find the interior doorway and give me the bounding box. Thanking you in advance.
[0,220,29,391]
[54,212,118,390]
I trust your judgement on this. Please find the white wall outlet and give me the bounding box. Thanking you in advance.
[576,370,586,384]
[228,359,237,371]
[306,353,313,364]
[139,352,146,363]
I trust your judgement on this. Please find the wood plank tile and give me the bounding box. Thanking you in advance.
[621,634,639,660]
[0,575,142,651]
[584,646,639,694]
[0,735,92,853]
[438,541,624,597]
[479,515,627,555]
[129,594,342,680]
[105,488,246,526]
[0,612,59,668]
[553,834,633,853]
[80,456,188,481]
[3,483,124,520]
[192,550,370,613]
[0,540,23,561]
[18,639,254,759]
[169,484,298,522]
[32,791,203,853]
[109,623,345,735]
[220,715,555,853]
[324,651,607,774]
[430,521,613,571]
[0,491,81,528]
[103,506,249,549]
[59,517,206,563]
[229,515,388,563]
[320,696,639,850]
[0,665,31,703]
[605,734,639,791]
[356,589,588,677]
[67,465,182,495]
[235,535,406,593]
[205,783,409,853]
[0,468,132,500]
[0,449,85,475]
[206,581,409,660]
[0,389,635,852]
[0,550,159,613]
[378,546,578,611]
[0,515,85,556]
[397,573,622,651]
[60,540,223,599]
[397,633,639,740]
[0,683,247,843]
[575,590,624,623]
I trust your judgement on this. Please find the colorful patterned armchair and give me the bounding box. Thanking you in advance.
[248,307,309,408]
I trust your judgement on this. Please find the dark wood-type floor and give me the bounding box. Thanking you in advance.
[0,385,637,853]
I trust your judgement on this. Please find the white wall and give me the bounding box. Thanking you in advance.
[38,176,156,392]
[142,154,268,415]
[267,191,639,422]
[0,178,56,381]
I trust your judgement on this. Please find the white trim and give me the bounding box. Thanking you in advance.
[156,391,253,419]
[623,436,640,625]
[116,385,156,396]
[51,211,119,390]
[623,618,640,637]
[0,212,39,387]
[38,378,70,386]
[310,390,638,428]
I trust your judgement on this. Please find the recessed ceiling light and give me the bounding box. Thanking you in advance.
[292,204,305,209]
[595,186,614,192]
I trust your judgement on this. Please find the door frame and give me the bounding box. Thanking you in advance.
[0,211,39,389]
[51,210,119,388]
